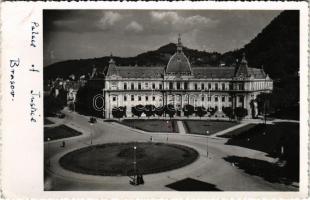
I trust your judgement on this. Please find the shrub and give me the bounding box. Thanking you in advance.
[112,106,126,119]
[207,107,217,116]
[165,104,176,118]
[131,104,144,118]
[195,106,207,118]
[222,107,234,119]
[235,107,248,120]
[155,106,164,117]
[183,104,195,117]
[144,104,156,118]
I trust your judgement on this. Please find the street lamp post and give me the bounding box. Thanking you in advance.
[47,137,51,167]
[90,123,94,145]
[205,131,209,158]
[133,145,137,184]
[166,120,169,141]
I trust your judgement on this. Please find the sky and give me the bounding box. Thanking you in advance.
[44,10,282,66]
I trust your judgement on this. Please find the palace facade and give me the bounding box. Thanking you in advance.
[103,35,273,118]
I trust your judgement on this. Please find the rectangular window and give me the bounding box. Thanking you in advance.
[153,96,155,101]
[138,96,141,101]
[222,83,225,90]
[138,83,141,90]
[208,83,211,89]
[169,82,173,90]
[202,96,204,101]
[215,83,218,90]
[131,83,134,90]
[131,95,134,101]
[208,96,211,101]
[124,96,127,101]
[145,96,148,101]
[124,83,127,90]
[239,96,243,103]
[145,82,148,89]
[229,97,232,102]
[112,97,116,101]
[215,96,218,102]
[177,82,180,90]
[184,82,188,90]
[152,83,155,89]
[159,84,162,90]
[195,83,198,90]
[201,83,205,90]
[229,83,233,90]
[222,96,225,102]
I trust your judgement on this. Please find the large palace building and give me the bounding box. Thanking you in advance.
[103,35,273,118]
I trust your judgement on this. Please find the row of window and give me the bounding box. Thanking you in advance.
[118,82,247,91]
[112,95,244,103]
[123,82,163,90]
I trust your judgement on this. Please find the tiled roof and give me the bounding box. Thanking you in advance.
[248,68,266,79]
[111,66,164,78]
[106,65,266,79]
[192,67,236,79]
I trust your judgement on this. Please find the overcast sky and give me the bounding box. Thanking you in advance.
[44,10,282,66]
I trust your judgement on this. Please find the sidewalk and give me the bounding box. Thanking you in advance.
[177,121,186,135]
[212,123,250,137]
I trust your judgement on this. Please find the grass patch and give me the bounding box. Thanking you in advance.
[59,142,198,176]
[223,122,299,184]
[183,120,237,135]
[120,119,179,133]
[166,178,222,191]
[224,156,298,186]
[44,125,82,141]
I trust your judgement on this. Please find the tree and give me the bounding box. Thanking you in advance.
[112,106,126,119]
[207,107,217,116]
[235,107,248,120]
[75,85,103,117]
[44,94,64,117]
[165,104,176,118]
[222,107,234,119]
[155,106,164,117]
[132,104,144,118]
[183,104,195,117]
[144,105,156,118]
[195,106,207,118]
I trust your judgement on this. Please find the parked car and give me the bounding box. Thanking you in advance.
[89,117,97,124]
[56,113,65,118]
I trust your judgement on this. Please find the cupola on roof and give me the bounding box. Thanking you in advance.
[165,34,192,75]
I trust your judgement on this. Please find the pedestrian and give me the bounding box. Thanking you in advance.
[150,136,153,142]
[62,141,66,147]
[140,174,144,184]
[137,174,141,185]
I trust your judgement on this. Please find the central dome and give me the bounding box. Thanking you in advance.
[166,34,192,75]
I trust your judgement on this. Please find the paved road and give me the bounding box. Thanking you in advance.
[44,111,297,191]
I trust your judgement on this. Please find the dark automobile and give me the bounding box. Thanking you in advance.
[89,117,97,124]
[56,113,65,118]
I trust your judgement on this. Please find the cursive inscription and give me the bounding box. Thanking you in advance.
[30,22,39,48]
[9,58,20,101]
[29,64,39,73]
[30,90,40,123]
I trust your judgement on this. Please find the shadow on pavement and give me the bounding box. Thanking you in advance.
[166,178,222,191]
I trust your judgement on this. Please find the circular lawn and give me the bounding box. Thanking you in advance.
[59,142,199,176]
